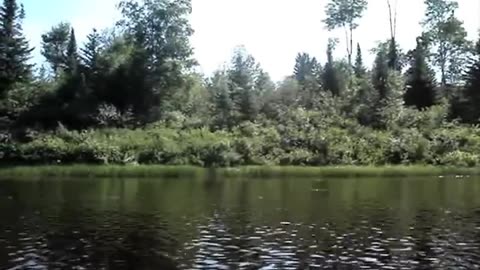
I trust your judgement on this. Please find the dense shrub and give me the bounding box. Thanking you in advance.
[4,104,480,167]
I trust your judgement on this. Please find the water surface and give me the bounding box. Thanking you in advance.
[1,176,480,269]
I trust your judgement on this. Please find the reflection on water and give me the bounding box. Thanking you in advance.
[1,177,480,269]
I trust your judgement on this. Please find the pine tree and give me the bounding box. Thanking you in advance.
[404,38,437,109]
[81,28,101,72]
[462,36,480,123]
[294,53,316,83]
[387,38,400,71]
[293,52,322,108]
[354,43,366,78]
[65,28,78,75]
[255,69,275,94]
[372,49,389,99]
[323,39,340,96]
[211,71,233,129]
[228,47,259,121]
[0,0,33,95]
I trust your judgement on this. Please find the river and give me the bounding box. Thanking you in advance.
[1,176,480,269]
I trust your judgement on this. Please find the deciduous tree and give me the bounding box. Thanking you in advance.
[41,22,71,76]
[323,0,368,66]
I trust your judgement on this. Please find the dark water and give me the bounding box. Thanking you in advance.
[1,177,480,269]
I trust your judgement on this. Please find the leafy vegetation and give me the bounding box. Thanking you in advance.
[2,164,480,179]
[0,0,479,169]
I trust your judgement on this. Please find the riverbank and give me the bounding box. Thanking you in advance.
[3,114,480,169]
[1,165,479,179]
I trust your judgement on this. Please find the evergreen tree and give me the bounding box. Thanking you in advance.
[81,28,101,72]
[386,0,399,71]
[354,43,366,78]
[461,37,480,123]
[294,53,316,83]
[387,38,400,71]
[65,28,78,75]
[210,71,233,128]
[323,39,340,96]
[0,0,32,95]
[293,52,322,108]
[41,22,70,76]
[372,48,389,99]
[404,38,437,109]
[228,47,259,121]
[255,69,275,94]
[79,28,102,97]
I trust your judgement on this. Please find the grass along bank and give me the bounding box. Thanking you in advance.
[1,165,480,179]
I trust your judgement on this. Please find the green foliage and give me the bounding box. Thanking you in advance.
[372,46,390,99]
[293,53,322,108]
[1,0,480,171]
[404,37,437,109]
[81,28,101,72]
[116,0,195,119]
[323,0,368,65]
[41,22,71,76]
[422,0,471,86]
[3,105,480,168]
[387,38,401,71]
[323,39,341,96]
[65,28,79,75]
[294,53,318,83]
[0,0,33,95]
[459,36,480,123]
[439,151,479,167]
[354,43,366,78]
[208,47,274,125]
[210,71,233,129]
[228,47,262,122]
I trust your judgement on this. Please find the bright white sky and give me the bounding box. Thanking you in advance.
[23,0,479,81]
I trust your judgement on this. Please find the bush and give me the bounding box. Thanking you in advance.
[4,108,480,167]
[439,151,479,167]
[386,128,431,164]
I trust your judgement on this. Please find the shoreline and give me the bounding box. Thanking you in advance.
[0,165,479,179]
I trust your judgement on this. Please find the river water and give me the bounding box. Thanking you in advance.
[1,176,480,269]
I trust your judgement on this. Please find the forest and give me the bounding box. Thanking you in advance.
[0,0,480,167]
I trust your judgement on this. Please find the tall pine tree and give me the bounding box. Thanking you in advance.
[65,28,78,75]
[294,53,316,83]
[211,70,233,129]
[228,47,259,122]
[323,39,340,96]
[81,28,101,72]
[0,0,32,95]
[461,36,480,123]
[354,43,366,78]
[293,52,321,108]
[404,37,437,109]
[372,49,389,99]
[387,38,400,71]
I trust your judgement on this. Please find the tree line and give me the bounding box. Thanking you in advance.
[0,0,480,167]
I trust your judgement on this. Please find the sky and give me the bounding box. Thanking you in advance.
[21,0,480,82]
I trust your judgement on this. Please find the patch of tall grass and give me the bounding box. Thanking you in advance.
[1,165,479,179]
[219,166,480,178]
[0,165,204,179]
